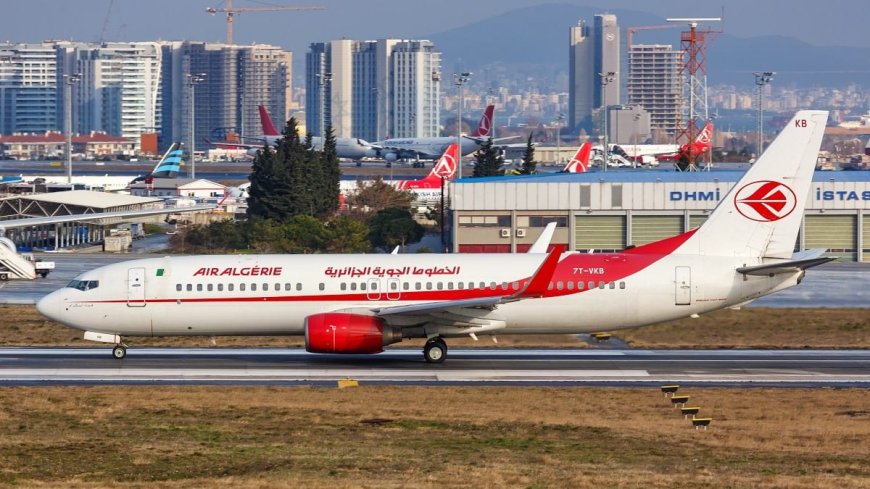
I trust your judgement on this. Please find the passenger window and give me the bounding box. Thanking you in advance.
[228,283,234,292]
[196,284,203,292]
[598,281,605,289]
[341,283,347,291]
[490,282,497,290]
[556,281,564,290]
[501,282,508,290]
[548,282,554,290]
[319,283,325,291]
[296,283,302,291]
[240,283,246,291]
[361,282,368,291]
[403,282,409,291]
[351,283,357,291]
[251,283,257,291]
[437,282,443,290]
[619,281,625,289]
[457,282,464,290]
[176,284,182,292]
[186,284,193,292]
[512,281,519,290]
[390,282,398,290]
[567,281,574,290]
[479,282,486,289]
[426,282,433,290]
[275,282,280,291]
[218,284,223,292]
[370,282,377,291]
[285,283,291,291]
[578,281,584,290]
[415,282,422,290]
[609,282,615,289]
[588,281,595,290]
[207,284,213,292]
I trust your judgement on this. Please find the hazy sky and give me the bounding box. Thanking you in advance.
[2,0,865,55]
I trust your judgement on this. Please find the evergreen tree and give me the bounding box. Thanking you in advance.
[518,132,537,175]
[472,137,505,177]
[316,126,341,218]
[368,207,425,252]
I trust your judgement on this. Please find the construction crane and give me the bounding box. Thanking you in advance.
[206,0,325,45]
[625,24,680,49]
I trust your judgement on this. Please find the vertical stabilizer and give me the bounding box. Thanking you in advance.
[470,105,494,137]
[258,105,280,136]
[150,142,184,179]
[562,142,592,173]
[681,111,827,258]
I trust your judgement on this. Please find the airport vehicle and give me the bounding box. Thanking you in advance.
[370,105,499,161]
[36,111,832,363]
[214,106,376,161]
[0,237,54,280]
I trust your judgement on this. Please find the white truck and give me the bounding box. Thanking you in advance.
[0,237,55,280]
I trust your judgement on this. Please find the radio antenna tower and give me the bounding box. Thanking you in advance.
[666,17,722,171]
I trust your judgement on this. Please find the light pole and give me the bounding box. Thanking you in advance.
[453,72,471,179]
[753,71,775,158]
[63,73,81,184]
[555,113,564,165]
[316,72,332,151]
[599,71,615,172]
[187,73,206,179]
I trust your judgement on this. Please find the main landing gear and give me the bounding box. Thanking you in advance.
[112,343,127,359]
[423,337,447,364]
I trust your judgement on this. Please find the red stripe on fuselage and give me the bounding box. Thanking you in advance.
[74,230,697,305]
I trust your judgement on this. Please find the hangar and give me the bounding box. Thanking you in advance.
[0,191,163,250]
[450,171,870,262]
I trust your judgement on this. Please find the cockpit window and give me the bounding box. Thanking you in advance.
[67,280,99,291]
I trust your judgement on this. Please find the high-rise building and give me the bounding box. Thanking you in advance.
[568,14,620,132]
[627,44,682,135]
[307,39,441,141]
[0,43,58,134]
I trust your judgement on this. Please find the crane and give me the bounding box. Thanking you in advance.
[206,0,325,45]
[625,24,680,49]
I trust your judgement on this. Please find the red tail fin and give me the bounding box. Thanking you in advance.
[397,144,459,190]
[470,105,494,137]
[562,142,592,173]
[258,105,280,136]
[695,121,713,147]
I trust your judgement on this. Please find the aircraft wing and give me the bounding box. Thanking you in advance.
[0,205,217,231]
[369,245,564,319]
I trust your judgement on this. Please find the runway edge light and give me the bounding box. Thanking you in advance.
[692,417,713,430]
[661,385,680,396]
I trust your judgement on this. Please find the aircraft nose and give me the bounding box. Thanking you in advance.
[36,290,63,322]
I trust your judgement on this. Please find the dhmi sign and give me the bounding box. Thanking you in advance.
[667,187,870,202]
[669,189,721,202]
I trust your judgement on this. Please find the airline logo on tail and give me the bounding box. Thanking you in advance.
[562,142,592,173]
[258,105,280,137]
[151,143,184,178]
[396,144,458,190]
[469,105,494,138]
[696,122,713,146]
[734,180,797,222]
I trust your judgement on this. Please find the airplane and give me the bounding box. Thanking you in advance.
[36,110,833,364]
[370,105,503,161]
[130,142,184,184]
[212,106,376,161]
[339,143,458,205]
[611,121,715,165]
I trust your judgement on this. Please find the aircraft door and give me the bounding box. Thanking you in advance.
[675,266,691,306]
[366,278,381,300]
[386,278,401,300]
[127,267,146,307]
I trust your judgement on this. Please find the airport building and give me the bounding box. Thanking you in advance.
[450,171,870,262]
[306,39,441,141]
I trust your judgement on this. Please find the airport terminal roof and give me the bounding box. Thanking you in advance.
[5,190,162,209]
[456,169,870,184]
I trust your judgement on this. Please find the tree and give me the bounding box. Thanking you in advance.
[324,215,371,253]
[518,132,537,175]
[314,126,341,218]
[345,177,415,214]
[368,207,425,252]
[472,137,505,177]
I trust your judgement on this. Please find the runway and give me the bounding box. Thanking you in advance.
[1,347,868,387]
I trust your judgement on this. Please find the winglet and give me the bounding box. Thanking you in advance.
[511,244,565,299]
[527,222,557,253]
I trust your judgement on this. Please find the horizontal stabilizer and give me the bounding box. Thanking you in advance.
[736,256,835,276]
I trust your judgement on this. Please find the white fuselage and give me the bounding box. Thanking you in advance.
[250,136,374,160]
[36,245,798,339]
[377,137,480,160]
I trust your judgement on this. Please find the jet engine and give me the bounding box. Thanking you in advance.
[304,313,403,354]
[384,152,398,162]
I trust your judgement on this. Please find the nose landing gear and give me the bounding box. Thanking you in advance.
[112,344,127,359]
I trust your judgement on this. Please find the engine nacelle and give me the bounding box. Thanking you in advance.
[384,152,398,162]
[304,313,403,354]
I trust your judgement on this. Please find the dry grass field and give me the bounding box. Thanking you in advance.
[0,386,867,488]
[1,304,867,349]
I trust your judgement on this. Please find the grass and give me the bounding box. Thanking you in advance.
[0,386,867,488]
[2,305,868,349]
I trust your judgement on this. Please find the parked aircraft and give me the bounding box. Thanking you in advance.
[340,143,458,205]
[36,111,832,364]
[370,105,502,161]
[560,142,592,173]
[213,106,376,161]
[614,121,714,165]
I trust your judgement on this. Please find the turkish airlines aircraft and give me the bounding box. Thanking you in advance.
[616,121,714,164]
[212,106,376,161]
[339,143,458,205]
[37,111,832,363]
[372,105,497,161]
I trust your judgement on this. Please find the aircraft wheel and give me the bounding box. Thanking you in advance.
[423,337,447,364]
[112,345,127,360]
